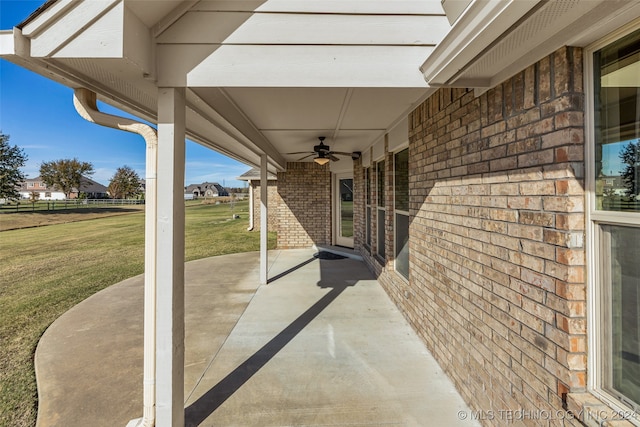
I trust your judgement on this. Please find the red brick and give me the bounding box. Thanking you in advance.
[358,46,590,427]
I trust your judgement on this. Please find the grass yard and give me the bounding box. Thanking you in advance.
[0,200,275,427]
[0,206,146,231]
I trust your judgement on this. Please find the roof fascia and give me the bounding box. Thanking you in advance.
[419,0,540,87]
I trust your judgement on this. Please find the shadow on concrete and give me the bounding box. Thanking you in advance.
[266,256,317,284]
[184,252,354,427]
[267,251,348,285]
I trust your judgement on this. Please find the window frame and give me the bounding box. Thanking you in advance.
[393,147,409,281]
[365,167,372,249]
[585,19,640,415]
[376,159,386,260]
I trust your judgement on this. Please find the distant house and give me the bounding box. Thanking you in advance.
[600,174,627,196]
[184,182,228,199]
[18,176,109,200]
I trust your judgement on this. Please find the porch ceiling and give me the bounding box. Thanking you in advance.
[4,0,640,174]
[1,0,450,173]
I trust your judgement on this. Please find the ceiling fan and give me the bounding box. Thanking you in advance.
[287,137,361,165]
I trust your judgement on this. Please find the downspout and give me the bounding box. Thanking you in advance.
[73,88,157,427]
[247,180,254,231]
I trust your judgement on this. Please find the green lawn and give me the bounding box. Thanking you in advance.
[0,200,275,427]
[340,200,354,238]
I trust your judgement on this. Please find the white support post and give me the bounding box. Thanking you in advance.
[260,154,268,285]
[155,87,186,427]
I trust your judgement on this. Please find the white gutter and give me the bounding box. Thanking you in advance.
[419,0,539,86]
[73,88,157,427]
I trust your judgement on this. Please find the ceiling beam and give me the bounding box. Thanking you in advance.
[157,12,448,45]
[187,45,434,88]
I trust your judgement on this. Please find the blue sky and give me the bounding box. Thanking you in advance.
[0,0,249,188]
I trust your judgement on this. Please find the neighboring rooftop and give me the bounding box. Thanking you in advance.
[237,168,277,181]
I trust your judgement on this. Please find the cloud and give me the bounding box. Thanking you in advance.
[92,168,116,186]
[17,144,50,150]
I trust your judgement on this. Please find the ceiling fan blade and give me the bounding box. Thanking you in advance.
[330,151,352,156]
[296,153,316,161]
[329,154,340,162]
[287,151,314,155]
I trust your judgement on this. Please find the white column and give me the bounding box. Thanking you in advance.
[260,154,268,285]
[155,87,186,427]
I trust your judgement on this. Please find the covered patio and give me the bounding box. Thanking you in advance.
[35,248,477,427]
[5,1,640,426]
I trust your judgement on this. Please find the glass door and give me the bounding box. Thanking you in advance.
[335,173,354,248]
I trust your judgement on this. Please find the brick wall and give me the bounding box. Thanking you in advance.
[277,162,331,248]
[250,181,279,232]
[358,46,587,424]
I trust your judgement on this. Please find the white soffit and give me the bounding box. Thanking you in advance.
[223,87,346,130]
[341,88,426,129]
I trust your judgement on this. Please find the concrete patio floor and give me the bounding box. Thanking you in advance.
[35,248,479,427]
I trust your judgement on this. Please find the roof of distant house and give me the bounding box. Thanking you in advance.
[237,168,277,181]
[18,176,108,193]
[184,182,229,195]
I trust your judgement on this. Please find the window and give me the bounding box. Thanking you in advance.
[593,27,640,212]
[589,24,640,413]
[27,182,34,188]
[394,149,409,279]
[600,225,640,408]
[365,168,372,248]
[376,160,386,259]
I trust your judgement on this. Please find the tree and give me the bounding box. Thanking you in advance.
[0,133,28,201]
[619,140,640,197]
[39,158,94,199]
[108,166,142,199]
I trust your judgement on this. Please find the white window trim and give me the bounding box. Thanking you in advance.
[376,159,386,260]
[585,18,640,419]
[393,145,410,282]
[365,167,372,249]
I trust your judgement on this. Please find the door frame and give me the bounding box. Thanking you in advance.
[334,172,354,248]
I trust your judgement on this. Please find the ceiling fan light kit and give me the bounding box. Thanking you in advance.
[289,136,358,164]
[314,156,330,165]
